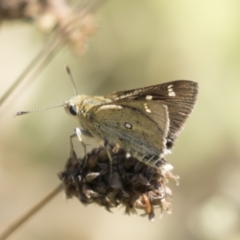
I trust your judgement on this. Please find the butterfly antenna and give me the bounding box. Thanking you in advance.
[14,103,65,117]
[66,66,78,96]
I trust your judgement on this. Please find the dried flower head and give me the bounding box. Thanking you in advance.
[0,0,98,54]
[59,146,179,221]
[0,0,46,21]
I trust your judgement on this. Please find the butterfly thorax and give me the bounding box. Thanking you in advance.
[64,94,112,138]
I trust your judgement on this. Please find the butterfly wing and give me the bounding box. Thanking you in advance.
[105,80,198,149]
[85,100,169,167]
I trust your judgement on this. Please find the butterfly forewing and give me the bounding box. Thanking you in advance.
[106,80,198,149]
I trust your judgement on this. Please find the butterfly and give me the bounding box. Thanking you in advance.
[64,80,198,168]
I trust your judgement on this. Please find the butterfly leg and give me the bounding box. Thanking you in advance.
[68,134,78,168]
[104,142,113,186]
[70,128,90,167]
[75,128,88,155]
[70,128,89,155]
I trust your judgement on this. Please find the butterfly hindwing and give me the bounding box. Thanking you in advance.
[85,100,169,165]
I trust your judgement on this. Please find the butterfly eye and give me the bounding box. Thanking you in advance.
[69,106,77,116]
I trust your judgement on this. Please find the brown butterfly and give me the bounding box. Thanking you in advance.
[64,80,198,168]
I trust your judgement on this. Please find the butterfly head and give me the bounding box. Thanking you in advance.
[64,95,89,118]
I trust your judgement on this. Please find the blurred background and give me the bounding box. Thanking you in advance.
[0,0,240,239]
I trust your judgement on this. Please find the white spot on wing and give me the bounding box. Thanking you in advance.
[146,95,153,100]
[168,91,176,97]
[125,122,132,129]
[98,105,123,110]
[143,102,151,113]
[167,85,176,97]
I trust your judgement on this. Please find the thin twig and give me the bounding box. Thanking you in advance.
[0,183,64,240]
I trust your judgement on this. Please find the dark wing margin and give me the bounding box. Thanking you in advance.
[155,81,198,149]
